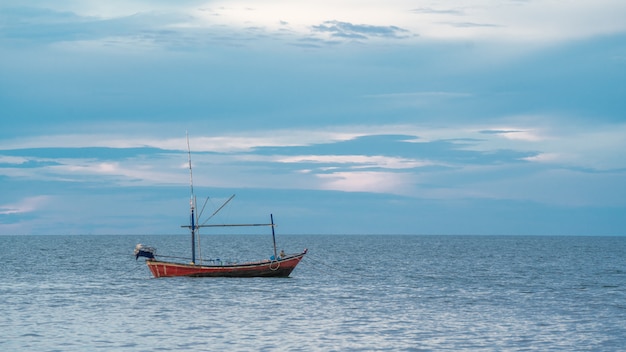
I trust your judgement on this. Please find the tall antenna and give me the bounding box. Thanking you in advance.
[186,131,196,264]
[186,131,194,199]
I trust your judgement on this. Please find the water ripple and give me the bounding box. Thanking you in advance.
[1,235,625,350]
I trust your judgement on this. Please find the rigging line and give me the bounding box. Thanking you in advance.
[304,253,380,279]
[197,197,210,223]
[302,260,346,278]
[197,226,203,264]
[151,254,192,260]
[196,197,204,263]
[201,194,236,226]
[126,265,146,279]
[298,254,355,278]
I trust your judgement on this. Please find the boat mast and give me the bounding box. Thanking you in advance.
[183,134,277,264]
[186,132,196,264]
[271,214,278,260]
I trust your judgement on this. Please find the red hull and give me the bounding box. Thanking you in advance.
[146,250,307,278]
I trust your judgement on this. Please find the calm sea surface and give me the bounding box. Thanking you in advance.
[1,235,625,351]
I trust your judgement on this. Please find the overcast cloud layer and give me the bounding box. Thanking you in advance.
[1,1,625,235]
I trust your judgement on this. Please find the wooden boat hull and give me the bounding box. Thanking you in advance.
[145,250,307,278]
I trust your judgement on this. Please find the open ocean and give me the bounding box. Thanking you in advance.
[1,234,625,351]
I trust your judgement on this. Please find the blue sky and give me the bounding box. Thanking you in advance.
[1,0,625,235]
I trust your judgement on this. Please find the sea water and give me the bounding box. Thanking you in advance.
[1,235,625,351]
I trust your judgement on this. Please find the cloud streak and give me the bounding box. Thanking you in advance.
[311,20,412,40]
[3,118,624,204]
[3,0,624,52]
[276,154,432,170]
[0,196,51,215]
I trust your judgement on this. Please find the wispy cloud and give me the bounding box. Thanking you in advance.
[311,20,412,40]
[410,7,464,16]
[0,156,29,165]
[2,0,624,55]
[0,196,51,215]
[479,128,544,142]
[3,118,625,176]
[317,171,415,194]
[0,127,370,153]
[443,22,501,29]
[522,153,560,163]
[276,154,433,170]
[0,7,189,46]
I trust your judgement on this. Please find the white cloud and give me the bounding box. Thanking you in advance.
[481,127,545,142]
[5,117,625,171]
[2,118,624,201]
[522,153,560,163]
[276,154,431,169]
[0,124,387,153]
[0,153,182,187]
[545,123,626,170]
[0,196,51,215]
[0,156,29,164]
[317,171,415,194]
[45,158,182,185]
[190,0,626,43]
[7,0,621,49]
[194,1,410,35]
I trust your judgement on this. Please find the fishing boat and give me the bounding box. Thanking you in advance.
[134,134,307,278]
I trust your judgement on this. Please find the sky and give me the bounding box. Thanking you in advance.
[1,0,625,236]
